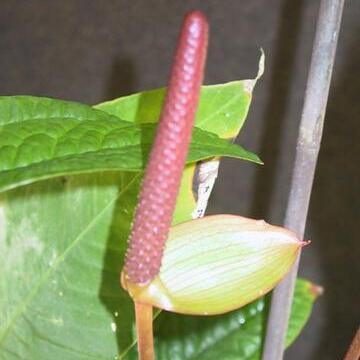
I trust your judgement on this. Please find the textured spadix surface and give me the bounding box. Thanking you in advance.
[124,11,209,284]
[122,215,304,315]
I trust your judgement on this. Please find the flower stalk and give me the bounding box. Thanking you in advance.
[134,302,154,360]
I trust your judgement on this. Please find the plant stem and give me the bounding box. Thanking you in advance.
[262,1,345,359]
[344,328,360,360]
[135,302,155,360]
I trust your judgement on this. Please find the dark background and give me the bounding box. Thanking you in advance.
[1,1,359,359]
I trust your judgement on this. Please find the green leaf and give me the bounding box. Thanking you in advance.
[0,176,319,360]
[144,278,321,360]
[0,173,139,359]
[95,51,264,140]
[96,82,250,138]
[0,96,261,193]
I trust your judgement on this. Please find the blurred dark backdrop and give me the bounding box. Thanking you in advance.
[0,1,359,359]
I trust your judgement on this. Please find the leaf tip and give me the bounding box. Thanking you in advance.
[243,49,265,94]
[301,239,311,247]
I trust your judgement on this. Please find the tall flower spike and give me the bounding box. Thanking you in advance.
[123,11,209,285]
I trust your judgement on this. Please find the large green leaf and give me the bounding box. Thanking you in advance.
[0,173,320,360]
[0,172,139,359]
[145,278,321,360]
[0,96,261,193]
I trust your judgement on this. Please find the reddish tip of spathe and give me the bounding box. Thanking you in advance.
[310,283,324,298]
[301,239,311,247]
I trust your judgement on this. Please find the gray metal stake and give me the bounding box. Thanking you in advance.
[262,0,345,359]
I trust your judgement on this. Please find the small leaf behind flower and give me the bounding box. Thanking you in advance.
[122,215,305,315]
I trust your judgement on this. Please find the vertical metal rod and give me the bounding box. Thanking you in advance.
[262,1,345,359]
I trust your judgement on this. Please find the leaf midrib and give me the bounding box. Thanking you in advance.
[0,113,127,127]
